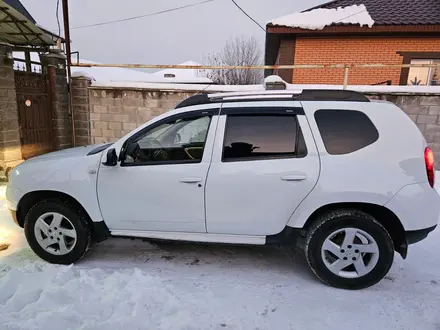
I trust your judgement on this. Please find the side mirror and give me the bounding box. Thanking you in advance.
[174,133,181,144]
[102,148,118,166]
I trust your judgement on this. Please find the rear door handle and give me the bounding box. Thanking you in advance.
[281,174,307,181]
[179,177,203,184]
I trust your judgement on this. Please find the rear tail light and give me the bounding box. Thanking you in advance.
[424,147,435,188]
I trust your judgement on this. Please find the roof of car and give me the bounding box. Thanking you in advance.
[175,90,370,109]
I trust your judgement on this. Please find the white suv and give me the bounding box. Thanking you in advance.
[6,83,440,289]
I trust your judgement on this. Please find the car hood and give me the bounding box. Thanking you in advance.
[23,143,113,164]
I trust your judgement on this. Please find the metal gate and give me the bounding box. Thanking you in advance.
[14,71,52,160]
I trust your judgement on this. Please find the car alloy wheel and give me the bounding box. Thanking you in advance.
[34,212,77,255]
[321,227,380,278]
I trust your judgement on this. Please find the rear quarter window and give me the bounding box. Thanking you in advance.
[314,109,379,155]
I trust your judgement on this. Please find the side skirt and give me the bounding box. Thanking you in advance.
[110,230,266,245]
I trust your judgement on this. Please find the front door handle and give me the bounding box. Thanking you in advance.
[179,177,203,184]
[281,174,307,181]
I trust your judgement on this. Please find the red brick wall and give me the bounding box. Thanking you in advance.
[277,39,295,82]
[291,37,440,85]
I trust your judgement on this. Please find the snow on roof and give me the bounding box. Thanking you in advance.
[72,59,214,84]
[72,59,154,83]
[152,61,213,84]
[268,4,375,30]
[12,52,212,84]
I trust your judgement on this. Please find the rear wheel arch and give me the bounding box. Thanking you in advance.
[303,202,407,258]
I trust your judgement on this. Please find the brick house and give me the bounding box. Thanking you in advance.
[265,0,440,86]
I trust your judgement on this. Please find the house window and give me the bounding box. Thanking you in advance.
[407,59,440,86]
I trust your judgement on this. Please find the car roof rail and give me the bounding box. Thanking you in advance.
[174,89,370,109]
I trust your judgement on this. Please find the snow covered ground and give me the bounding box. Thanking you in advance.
[1,184,440,329]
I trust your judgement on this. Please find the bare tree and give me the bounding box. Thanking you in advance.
[203,36,263,85]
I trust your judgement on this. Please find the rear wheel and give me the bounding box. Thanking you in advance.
[24,199,94,264]
[305,209,394,290]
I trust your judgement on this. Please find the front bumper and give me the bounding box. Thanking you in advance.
[8,208,19,226]
[406,225,437,245]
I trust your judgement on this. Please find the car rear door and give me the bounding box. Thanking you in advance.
[205,101,320,236]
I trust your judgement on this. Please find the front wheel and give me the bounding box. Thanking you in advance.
[24,199,94,264]
[305,209,394,290]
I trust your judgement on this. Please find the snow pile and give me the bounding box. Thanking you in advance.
[269,4,375,30]
[0,265,193,330]
[0,185,26,254]
[1,229,440,329]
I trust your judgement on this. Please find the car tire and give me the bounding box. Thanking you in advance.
[24,199,95,265]
[305,209,394,290]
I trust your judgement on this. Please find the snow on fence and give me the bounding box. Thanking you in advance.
[72,62,440,89]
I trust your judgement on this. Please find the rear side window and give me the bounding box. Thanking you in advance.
[315,110,379,155]
[222,115,307,161]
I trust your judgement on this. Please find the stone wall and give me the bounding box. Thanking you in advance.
[392,95,440,163]
[85,87,194,145]
[0,44,22,180]
[71,77,91,146]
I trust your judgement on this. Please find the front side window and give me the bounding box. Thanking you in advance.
[223,115,305,161]
[123,115,211,165]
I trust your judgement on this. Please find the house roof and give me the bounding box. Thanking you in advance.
[3,0,36,23]
[0,0,56,46]
[305,0,440,26]
[265,0,440,67]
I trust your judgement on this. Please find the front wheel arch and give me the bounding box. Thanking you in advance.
[16,190,109,242]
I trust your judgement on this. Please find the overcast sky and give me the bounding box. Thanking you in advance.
[21,0,324,66]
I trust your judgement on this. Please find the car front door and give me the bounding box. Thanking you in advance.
[205,102,320,236]
[97,108,219,233]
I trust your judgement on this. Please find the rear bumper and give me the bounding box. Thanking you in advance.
[406,225,437,245]
[385,182,440,231]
